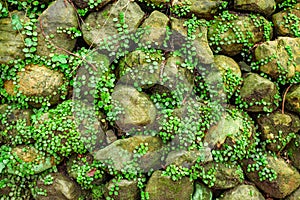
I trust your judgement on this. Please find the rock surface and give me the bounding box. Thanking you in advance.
[192,182,213,200]
[286,84,300,114]
[218,184,265,200]
[287,134,300,170]
[36,0,78,56]
[234,0,276,16]
[104,179,139,200]
[145,170,194,200]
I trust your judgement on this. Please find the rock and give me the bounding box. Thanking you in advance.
[208,13,273,56]
[105,130,117,144]
[192,182,213,200]
[257,110,300,152]
[218,184,265,200]
[141,10,169,46]
[10,146,56,175]
[272,3,300,37]
[204,108,255,152]
[254,37,300,79]
[0,11,27,64]
[203,162,244,189]
[72,0,112,10]
[234,0,276,16]
[165,148,213,168]
[82,0,144,46]
[287,135,300,170]
[36,0,79,56]
[111,85,157,131]
[286,186,300,200]
[244,155,300,198]
[34,172,82,200]
[94,136,163,172]
[104,179,139,200]
[286,84,300,114]
[171,18,214,65]
[239,73,279,112]
[4,65,66,107]
[145,170,194,200]
[172,0,224,19]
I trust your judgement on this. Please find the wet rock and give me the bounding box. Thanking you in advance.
[171,18,214,65]
[234,0,276,16]
[203,162,244,189]
[165,148,213,168]
[257,110,300,152]
[272,3,300,37]
[244,155,300,198]
[287,134,300,170]
[254,37,300,79]
[145,170,194,200]
[94,136,163,172]
[208,13,273,56]
[0,11,27,64]
[34,172,82,200]
[111,85,157,131]
[104,179,139,200]
[239,73,279,112]
[82,0,144,46]
[172,0,224,19]
[141,10,169,46]
[204,108,255,151]
[192,182,213,200]
[286,84,300,114]
[218,184,265,200]
[10,146,56,174]
[36,0,78,56]
[4,65,66,107]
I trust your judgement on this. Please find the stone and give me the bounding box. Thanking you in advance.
[0,11,27,64]
[218,184,265,200]
[257,110,300,152]
[287,134,300,170]
[4,64,66,107]
[34,172,82,200]
[104,179,139,200]
[36,0,79,56]
[94,136,163,172]
[82,0,144,46]
[286,186,300,200]
[254,37,300,79]
[286,84,300,114]
[208,13,273,56]
[111,85,157,131]
[145,170,194,200]
[192,182,213,200]
[272,3,300,37]
[141,10,169,46]
[239,73,279,112]
[244,155,300,198]
[234,0,276,16]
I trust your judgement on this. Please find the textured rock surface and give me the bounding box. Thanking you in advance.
[145,170,194,200]
[287,135,300,170]
[218,184,265,200]
[4,65,66,107]
[234,0,276,16]
[254,37,300,79]
[192,182,213,200]
[0,11,26,63]
[104,179,139,200]
[239,73,279,112]
[82,0,144,46]
[36,0,78,56]
[286,84,300,114]
[244,155,300,198]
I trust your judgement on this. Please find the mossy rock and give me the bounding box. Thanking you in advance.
[234,0,276,16]
[287,134,300,170]
[104,179,139,200]
[218,184,265,200]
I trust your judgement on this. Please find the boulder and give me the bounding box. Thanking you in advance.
[4,65,66,107]
[36,0,79,56]
[208,13,273,56]
[104,179,139,200]
[244,155,300,198]
[0,11,26,63]
[272,3,300,37]
[192,182,213,200]
[285,84,300,114]
[239,73,279,112]
[145,170,194,200]
[287,134,300,170]
[285,186,300,200]
[254,37,300,79]
[218,184,265,200]
[82,0,144,46]
[234,0,276,16]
